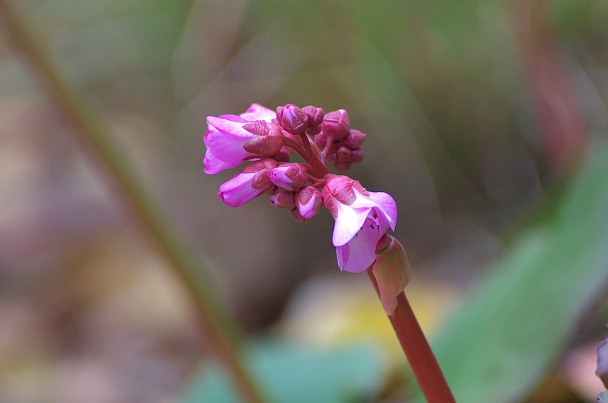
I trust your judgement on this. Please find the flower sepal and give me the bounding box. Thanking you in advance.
[371,235,410,315]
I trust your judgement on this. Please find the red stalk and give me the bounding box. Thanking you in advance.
[367,269,456,403]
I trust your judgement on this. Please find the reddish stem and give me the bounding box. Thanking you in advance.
[508,0,587,171]
[367,270,456,403]
[282,135,330,179]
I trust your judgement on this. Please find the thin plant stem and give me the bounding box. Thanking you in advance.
[367,269,456,403]
[0,2,265,402]
[508,0,587,172]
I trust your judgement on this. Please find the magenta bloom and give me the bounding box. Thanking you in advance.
[323,175,397,273]
[296,186,323,220]
[270,163,307,191]
[204,104,277,174]
[218,159,277,207]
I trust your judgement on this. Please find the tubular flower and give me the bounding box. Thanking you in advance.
[218,159,277,207]
[270,163,307,191]
[323,175,397,273]
[204,104,278,174]
[296,186,323,221]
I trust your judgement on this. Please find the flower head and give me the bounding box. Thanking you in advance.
[203,103,395,274]
[323,175,397,273]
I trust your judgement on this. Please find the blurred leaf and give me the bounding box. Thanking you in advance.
[182,340,384,403]
[416,143,608,403]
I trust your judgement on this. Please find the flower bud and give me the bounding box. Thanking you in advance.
[269,163,308,191]
[290,208,308,223]
[372,235,410,315]
[334,162,353,172]
[302,105,324,126]
[321,109,350,140]
[296,186,323,220]
[273,147,291,162]
[351,148,364,163]
[270,188,296,210]
[219,158,278,208]
[315,132,328,148]
[277,104,307,134]
[344,129,366,149]
[305,126,322,136]
[336,146,353,163]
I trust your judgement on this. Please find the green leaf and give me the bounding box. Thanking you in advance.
[419,144,608,403]
[182,340,384,403]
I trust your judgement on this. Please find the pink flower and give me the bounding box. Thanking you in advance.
[269,163,307,191]
[295,186,323,220]
[323,175,397,273]
[218,159,277,207]
[204,104,278,174]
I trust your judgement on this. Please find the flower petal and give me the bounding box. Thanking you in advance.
[332,203,372,247]
[367,191,398,231]
[240,103,276,121]
[218,172,264,207]
[203,149,235,174]
[336,219,381,272]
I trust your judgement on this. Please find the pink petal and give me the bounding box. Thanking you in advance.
[203,149,235,174]
[336,219,381,272]
[218,172,264,207]
[367,191,397,231]
[332,203,372,247]
[240,103,276,121]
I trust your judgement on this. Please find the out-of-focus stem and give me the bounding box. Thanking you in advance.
[0,2,265,402]
[367,270,456,403]
[508,0,587,172]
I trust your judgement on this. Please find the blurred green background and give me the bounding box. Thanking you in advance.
[1,0,607,402]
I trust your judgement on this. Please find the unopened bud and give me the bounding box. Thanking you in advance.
[290,208,308,223]
[351,148,364,163]
[321,109,350,140]
[277,104,307,134]
[242,159,278,191]
[334,162,353,172]
[273,147,291,162]
[270,188,296,210]
[372,235,410,315]
[296,186,323,220]
[315,132,328,148]
[305,126,322,136]
[302,105,324,126]
[336,146,353,163]
[269,163,307,191]
[344,129,366,149]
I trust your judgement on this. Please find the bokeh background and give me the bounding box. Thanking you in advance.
[1,0,607,402]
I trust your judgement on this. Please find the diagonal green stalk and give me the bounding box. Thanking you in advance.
[0,2,265,402]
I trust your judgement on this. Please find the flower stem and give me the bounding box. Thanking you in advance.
[367,269,456,403]
[282,135,330,179]
[507,0,586,171]
[0,2,265,402]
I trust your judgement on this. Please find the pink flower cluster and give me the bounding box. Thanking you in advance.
[204,103,397,273]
